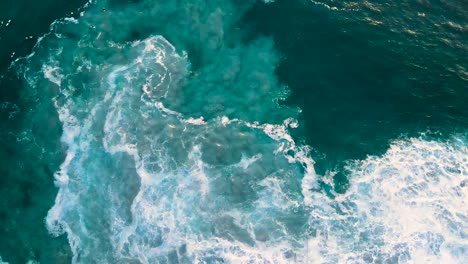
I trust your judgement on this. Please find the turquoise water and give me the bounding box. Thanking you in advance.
[0,0,467,263]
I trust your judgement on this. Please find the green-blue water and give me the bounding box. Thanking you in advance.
[0,0,466,263]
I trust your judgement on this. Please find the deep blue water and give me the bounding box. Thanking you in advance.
[0,0,467,263]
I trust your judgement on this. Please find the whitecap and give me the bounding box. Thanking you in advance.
[302,137,468,263]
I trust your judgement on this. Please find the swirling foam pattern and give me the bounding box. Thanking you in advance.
[12,0,467,263]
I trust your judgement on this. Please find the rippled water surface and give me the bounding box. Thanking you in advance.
[0,0,466,263]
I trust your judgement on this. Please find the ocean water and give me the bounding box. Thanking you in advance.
[0,0,466,263]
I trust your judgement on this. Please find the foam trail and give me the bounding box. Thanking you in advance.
[12,0,315,262]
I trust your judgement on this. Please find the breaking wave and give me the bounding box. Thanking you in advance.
[11,0,467,263]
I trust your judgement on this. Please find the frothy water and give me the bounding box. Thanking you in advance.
[305,137,468,263]
[11,0,468,263]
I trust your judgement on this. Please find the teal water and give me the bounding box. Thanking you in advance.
[243,0,468,192]
[0,0,467,263]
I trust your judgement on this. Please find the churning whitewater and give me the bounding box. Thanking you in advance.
[9,0,467,263]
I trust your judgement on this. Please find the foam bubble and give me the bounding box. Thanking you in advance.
[185,117,207,126]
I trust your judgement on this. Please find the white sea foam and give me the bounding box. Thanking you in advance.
[42,64,63,86]
[38,30,315,262]
[302,137,468,263]
[15,0,468,263]
[42,34,468,261]
[63,17,79,24]
[185,117,207,125]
